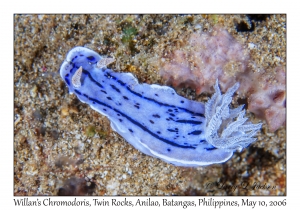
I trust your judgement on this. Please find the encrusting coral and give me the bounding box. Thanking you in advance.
[160,26,286,132]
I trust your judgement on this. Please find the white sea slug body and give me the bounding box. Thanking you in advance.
[60,47,262,167]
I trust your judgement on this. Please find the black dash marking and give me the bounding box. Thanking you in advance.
[167,148,171,152]
[129,129,133,133]
[188,130,202,135]
[155,94,159,96]
[180,100,184,103]
[134,104,140,109]
[83,93,89,98]
[82,69,104,88]
[157,131,161,134]
[166,118,170,121]
[101,90,107,94]
[119,119,123,122]
[199,140,205,143]
[103,108,107,111]
[107,97,112,100]
[86,56,94,61]
[74,90,81,95]
[152,114,160,118]
[168,109,173,112]
[149,120,154,124]
[169,113,175,117]
[176,120,202,125]
[71,56,78,62]
[65,78,70,86]
[167,129,177,132]
[205,147,217,151]
[117,114,120,116]
[104,72,117,80]
[111,75,117,80]
[110,84,121,93]
[117,80,126,86]
[104,73,111,79]
[87,56,95,61]
[123,96,129,100]
[70,64,77,73]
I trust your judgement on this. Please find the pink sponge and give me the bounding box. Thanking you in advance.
[248,66,286,132]
[159,26,286,132]
[160,26,249,94]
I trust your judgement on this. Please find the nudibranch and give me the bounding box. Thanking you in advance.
[60,47,262,167]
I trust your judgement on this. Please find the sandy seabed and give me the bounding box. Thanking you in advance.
[14,14,286,195]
